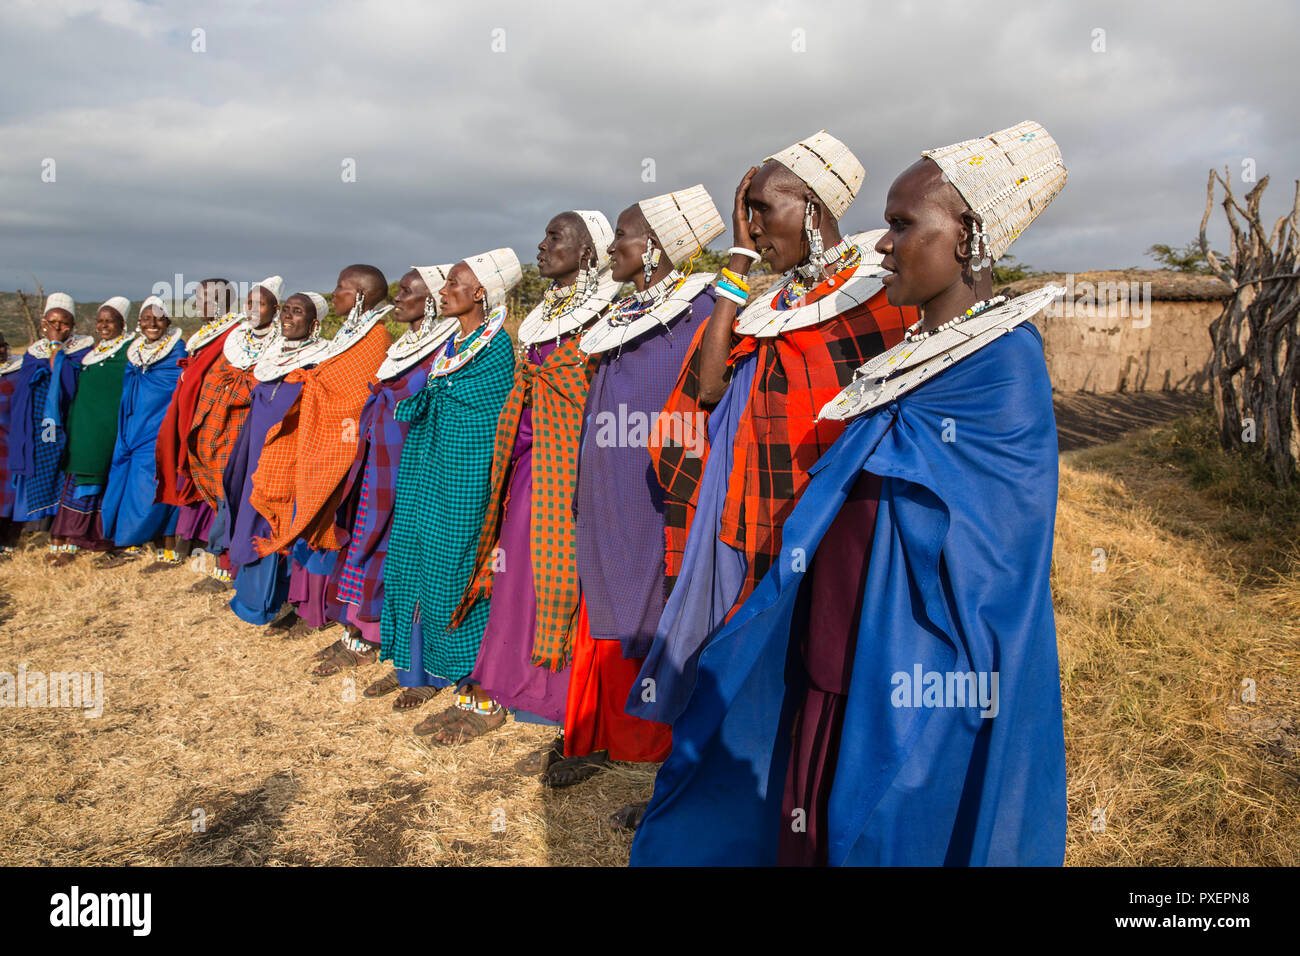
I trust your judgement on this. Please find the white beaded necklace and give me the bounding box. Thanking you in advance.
[903,295,1008,342]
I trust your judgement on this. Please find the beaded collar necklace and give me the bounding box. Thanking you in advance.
[128,327,183,368]
[27,334,94,360]
[223,317,278,370]
[608,270,684,326]
[819,285,1063,422]
[430,305,506,378]
[186,312,241,353]
[904,295,1008,341]
[81,331,136,367]
[781,243,864,309]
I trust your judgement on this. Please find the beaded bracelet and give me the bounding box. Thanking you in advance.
[715,285,748,307]
[720,268,750,291]
[717,278,749,299]
[728,246,762,263]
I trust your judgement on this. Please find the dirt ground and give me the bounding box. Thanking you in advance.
[2,392,1296,866]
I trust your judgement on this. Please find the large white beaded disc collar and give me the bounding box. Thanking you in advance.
[818,284,1064,422]
[579,272,714,356]
[733,230,888,338]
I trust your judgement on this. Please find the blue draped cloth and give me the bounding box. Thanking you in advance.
[631,324,1066,867]
[7,347,84,521]
[627,353,756,724]
[100,345,187,546]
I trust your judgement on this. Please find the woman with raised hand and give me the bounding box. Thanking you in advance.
[633,121,1069,867]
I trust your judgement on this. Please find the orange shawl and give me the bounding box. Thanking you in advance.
[250,324,391,555]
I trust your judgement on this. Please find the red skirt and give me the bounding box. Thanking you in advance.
[563,598,672,763]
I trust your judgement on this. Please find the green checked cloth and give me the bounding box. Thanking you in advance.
[380,319,517,681]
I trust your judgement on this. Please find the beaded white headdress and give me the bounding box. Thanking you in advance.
[922,120,1067,263]
[413,264,453,304]
[252,275,285,306]
[766,130,864,221]
[139,295,170,319]
[637,186,725,266]
[573,210,614,270]
[305,292,330,325]
[99,296,131,322]
[44,292,75,317]
[464,248,524,310]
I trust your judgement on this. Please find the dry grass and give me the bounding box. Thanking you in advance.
[0,407,1296,865]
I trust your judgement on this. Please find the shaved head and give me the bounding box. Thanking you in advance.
[338,264,389,304]
[904,158,973,224]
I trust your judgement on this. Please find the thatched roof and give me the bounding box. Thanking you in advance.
[999,269,1230,301]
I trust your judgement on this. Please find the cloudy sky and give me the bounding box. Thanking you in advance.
[2,0,1297,303]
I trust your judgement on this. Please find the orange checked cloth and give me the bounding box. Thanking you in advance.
[451,334,591,671]
[250,324,391,556]
[186,354,258,510]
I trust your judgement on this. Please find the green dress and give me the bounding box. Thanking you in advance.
[381,312,516,682]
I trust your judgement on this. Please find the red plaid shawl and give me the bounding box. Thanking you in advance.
[155,330,235,506]
[452,334,590,670]
[250,324,391,556]
[719,283,912,609]
[186,354,257,510]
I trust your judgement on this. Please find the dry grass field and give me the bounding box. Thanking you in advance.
[1,402,1296,866]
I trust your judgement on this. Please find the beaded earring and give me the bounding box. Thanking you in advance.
[642,238,662,285]
[805,200,830,281]
[347,291,366,325]
[423,295,437,324]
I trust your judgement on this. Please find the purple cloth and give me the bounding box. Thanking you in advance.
[50,474,112,550]
[223,378,303,571]
[626,352,756,723]
[175,500,214,542]
[336,357,433,622]
[574,289,712,655]
[473,355,572,722]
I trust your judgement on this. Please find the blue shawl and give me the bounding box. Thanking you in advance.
[631,324,1066,866]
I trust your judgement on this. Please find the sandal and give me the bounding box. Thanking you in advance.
[541,751,611,789]
[310,639,377,677]
[363,672,402,698]
[513,734,566,775]
[431,704,506,746]
[609,801,649,832]
[392,686,441,711]
[95,550,141,570]
[413,704,466,736]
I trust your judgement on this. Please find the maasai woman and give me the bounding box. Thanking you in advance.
[632,121,1069,867]
[380,249,520,744]
[224,292,331,626]
[186,276,283,592]
[541,186,722,787]
[629,132,914,729]
[48,297,136,566]
[98,297,187,566]
[251,265,392,642]
[5,294,93,529]
[453,211,619,764]
[316,265,458,684]
[155,278,239,560]
[0,332,23,556]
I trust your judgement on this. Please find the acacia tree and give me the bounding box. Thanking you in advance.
[1200,168,1300,485]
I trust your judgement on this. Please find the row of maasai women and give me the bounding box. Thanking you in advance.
[0,122,1071,866]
